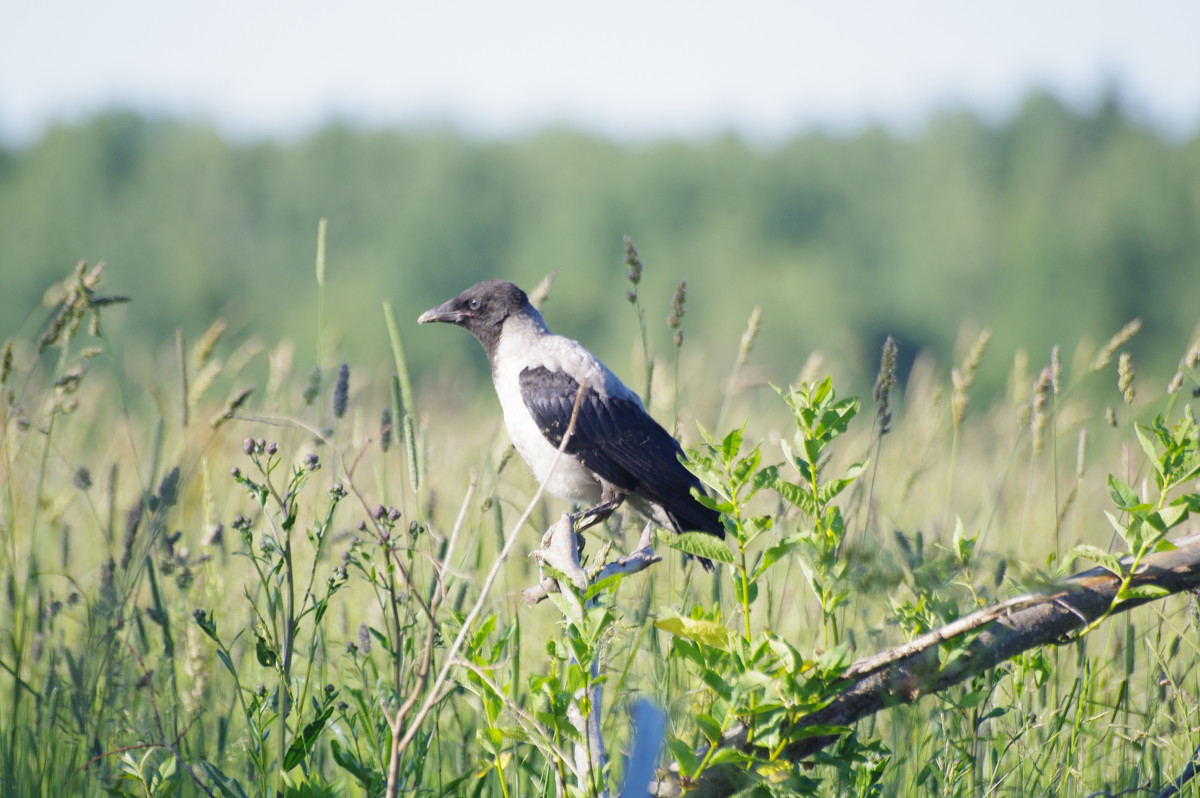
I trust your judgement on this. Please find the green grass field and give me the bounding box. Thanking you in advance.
[2,259,1199,797]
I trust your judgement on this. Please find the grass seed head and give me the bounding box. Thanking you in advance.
[303,366,322,406]
[528,271,556,309]
[738,305,763,367]
[380,406,393,452]
[121,501,144,571]
[623,235,643,287]
[1050,345,1062,395]
[0,339,12,386]
[668,280,687,329]
[1091,318,1142,373]
[874,336,898,435]
[1031,366,1052,454]
[210,386,254,429]
[191,319,228,370]
[1118,352,1135,406]
[333,363,350,419]
[1168,338,1200,394]
[951,328,990,430]
[315,217,328,286]
[1009,348,1030,406]
[72,467,92,490]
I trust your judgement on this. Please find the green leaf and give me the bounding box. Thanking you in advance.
[757,535,801,577]
[751,465,779,494]
[815,644,851,674]
[699,668,734,702]
[956,689,990,709]
[216,650,237,681]
[773,479,817,517]
[330,738,384,793]
[720,426,744,463]
[789,723,851,740]
[469,614,498,653]
[1104,510,1132,549]
[1152,537,1179,553]
[283,706,334,771]
[199,761,251,798]
[1107,474,1140,511]
[764,633,803,673]
[1156,503,1189,531]
[694,713,723,744]
[730,447,762,487]
[667,737,699,778]
[691,491,735,514]
[497,726,531,743]
[254,634,277,668]
[282,499,299,532]
[584,573,623,602]
[733,576,758,605]
[1134,425,1164,474]
[662,531,734,564]
[368,625,389,650]
[670,637,704,667]
[1117,584,1172,602]
[655,616,730,650]
[1070,544,1124,575]
[952,517,977,564]
[312,597,329,628]
[802,436,822,470]
[436,775,474,798]
[780,439,814,483]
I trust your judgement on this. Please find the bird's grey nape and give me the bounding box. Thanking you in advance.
[417,280,532,362]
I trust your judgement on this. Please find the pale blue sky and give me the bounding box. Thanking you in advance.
[3,0,1198,142]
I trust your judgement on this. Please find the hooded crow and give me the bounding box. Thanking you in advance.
[418,280,725,566]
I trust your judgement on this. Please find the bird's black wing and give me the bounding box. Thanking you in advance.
[519,365,723,538]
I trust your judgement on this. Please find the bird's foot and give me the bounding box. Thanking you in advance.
[603,522,661,577]
[523,519,661,607]
[568,499,622,533]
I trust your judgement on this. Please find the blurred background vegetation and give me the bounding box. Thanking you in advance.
[1,88,1197,401]
[4,81,1200,795]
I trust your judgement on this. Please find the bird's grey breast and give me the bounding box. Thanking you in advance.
[491,327,619,502]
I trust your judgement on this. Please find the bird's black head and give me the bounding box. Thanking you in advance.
[417,280,531,358]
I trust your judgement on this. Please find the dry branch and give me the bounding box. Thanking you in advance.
[661,533,1200,797]
[523,519,661,606]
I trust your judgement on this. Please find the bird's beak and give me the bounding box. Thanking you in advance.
[417,299,468,325]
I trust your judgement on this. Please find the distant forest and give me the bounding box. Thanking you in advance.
[1,90,1197,399]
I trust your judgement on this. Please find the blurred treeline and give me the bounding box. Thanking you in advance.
[1,89,1197,398]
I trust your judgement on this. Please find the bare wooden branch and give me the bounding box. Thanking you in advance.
[524,520,661,606]
[660,534,1200,797]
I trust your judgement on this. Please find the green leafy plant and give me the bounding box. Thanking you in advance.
[194,440,347,791]
[1074,408,1200,622]
[654,379,884,794]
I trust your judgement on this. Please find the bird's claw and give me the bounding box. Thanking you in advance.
[569,499,622,533]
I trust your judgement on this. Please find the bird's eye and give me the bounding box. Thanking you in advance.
[468,298,482,310]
